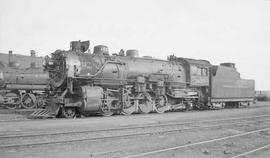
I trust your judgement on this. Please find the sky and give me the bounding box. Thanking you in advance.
[0,0,270,90]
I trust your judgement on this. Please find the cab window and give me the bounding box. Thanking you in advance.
[191,66,208,76]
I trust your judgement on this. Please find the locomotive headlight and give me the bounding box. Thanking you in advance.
[43,55,54,67]
[43,57,55,69]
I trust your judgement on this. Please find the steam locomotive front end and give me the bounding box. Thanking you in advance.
[43,42,108,117]
[44,51,68,89]
[46,51,104,88]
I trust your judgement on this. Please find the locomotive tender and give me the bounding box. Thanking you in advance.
[43,41,255,118]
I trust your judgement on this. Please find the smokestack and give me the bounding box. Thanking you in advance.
[30,50,36,57]
[8,50,13,66]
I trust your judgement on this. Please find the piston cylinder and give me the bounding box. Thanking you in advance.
[80,86,103,113]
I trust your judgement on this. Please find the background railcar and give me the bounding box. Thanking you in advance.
[0,51,49,109]
[0,50,44,69]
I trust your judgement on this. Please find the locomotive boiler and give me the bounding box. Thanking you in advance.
[44,41,201,118]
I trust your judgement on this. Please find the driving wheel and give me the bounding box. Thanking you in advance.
[100,100,114,116]
[154,95,168,113]
[4,92,20,109]
[21,93,37,109]
[138,93,154,114]
[121,94,136,115]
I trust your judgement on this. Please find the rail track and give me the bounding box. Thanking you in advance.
[1,114,270,138]
[1,115,270,149]
[230,143,270,158]
[122,127,270,158]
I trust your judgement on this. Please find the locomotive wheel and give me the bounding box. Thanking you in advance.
[5,93,20,109]
[138,93,154,114]
[121,94,136,115]
[21,93,37,109]
[37,98,45,108]
[240,102,249,108]
[5,104,18,109]
[211,102,225,109]
[100,100,114,116]
[122,106,135,115]
[61,107,76,118]
[154,95,168,113]
[185,102,193,111]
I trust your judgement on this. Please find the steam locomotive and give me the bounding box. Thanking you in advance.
[43,41,255,118]
[0,51,49,109]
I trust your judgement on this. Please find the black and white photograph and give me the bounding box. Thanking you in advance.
[0,0,270,157]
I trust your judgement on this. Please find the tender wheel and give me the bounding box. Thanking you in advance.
[211,102,225,109]
[61,107,76,118]
[121,94,136,115]
[21,93,37,109]
[100,100,114,116]
[154,95,168,113]
[138,93,154,114]
[240,102,249,108]
[194,102,208,110]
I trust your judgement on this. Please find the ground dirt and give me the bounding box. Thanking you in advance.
[0,102,269,158]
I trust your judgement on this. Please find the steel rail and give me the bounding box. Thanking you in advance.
[1,114,270,139]
[230,143,270,158]
[122,127,270,158]
[1,118,269,148]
